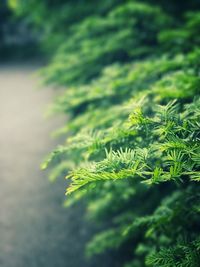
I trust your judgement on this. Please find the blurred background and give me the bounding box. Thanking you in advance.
[0,1,108,267]
[0,1,200,267]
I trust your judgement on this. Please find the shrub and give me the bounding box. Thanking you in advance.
[15,0,200,266]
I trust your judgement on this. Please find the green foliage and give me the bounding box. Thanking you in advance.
[146,239,200,267]
[41,2,171,85]
[18,0,200,266]
[159,12,200,54]
[10,0,124,51]
[65,100,200,193]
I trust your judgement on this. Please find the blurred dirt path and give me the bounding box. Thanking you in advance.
[0,64,109,267]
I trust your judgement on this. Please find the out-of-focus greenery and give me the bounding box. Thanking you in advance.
[40,2,171,85]
[0,1,14,56]
[0,1,39,60]
[9,0,125,52]
[12,0,200,266]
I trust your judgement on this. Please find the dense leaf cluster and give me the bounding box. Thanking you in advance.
[14,0,200,266]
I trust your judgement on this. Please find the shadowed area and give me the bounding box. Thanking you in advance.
[0,64,107,267]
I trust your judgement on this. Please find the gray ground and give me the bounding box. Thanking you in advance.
[0,65,112,267]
